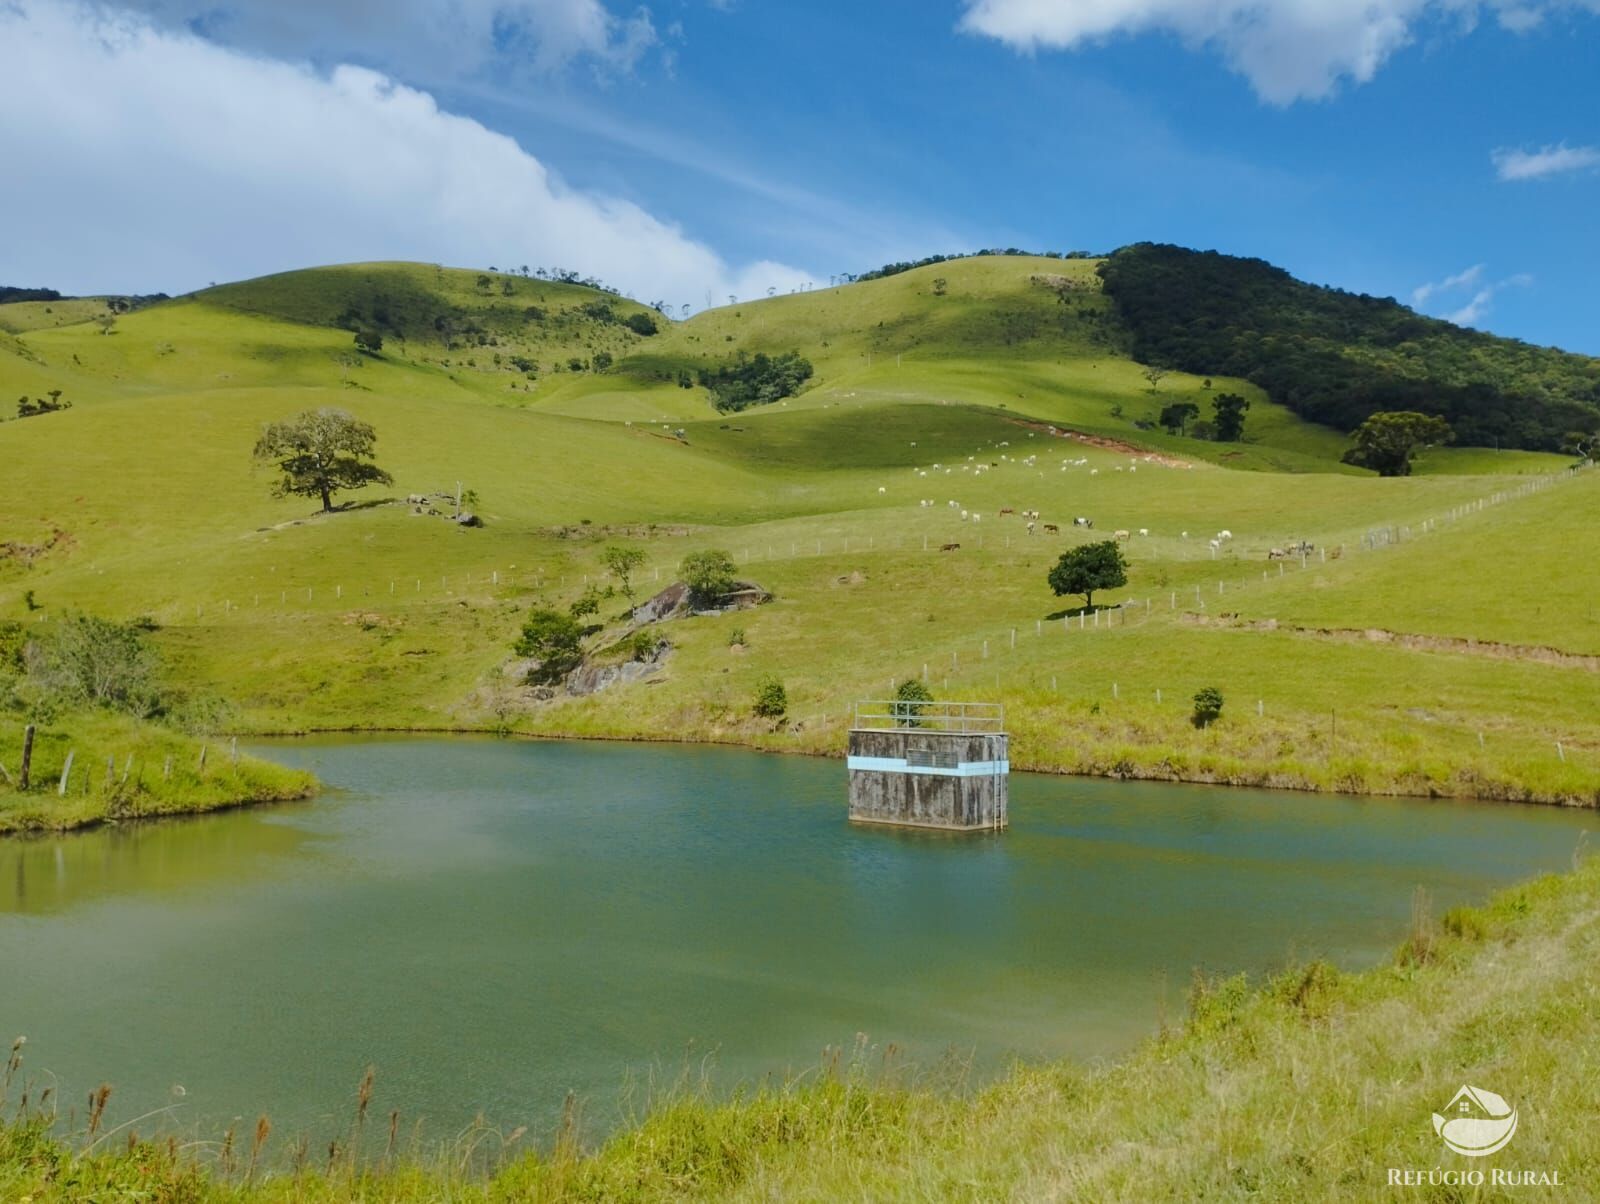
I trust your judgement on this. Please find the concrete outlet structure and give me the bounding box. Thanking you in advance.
[847,701,1008,831]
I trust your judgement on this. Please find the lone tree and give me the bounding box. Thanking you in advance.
[253,408,393,513]
[1212,392,1250,442]
[514,607,585,684]
[892,678,934,727]
[1047,540,1128,613]
[1158,401,1199,435]
[353,329,383,355]
[601,545,647,600]
[1141,365,1169,393]
[1342,411,1454,476]
[680,549,738,607]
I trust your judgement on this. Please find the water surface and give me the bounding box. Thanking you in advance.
[2,736,1589,1141]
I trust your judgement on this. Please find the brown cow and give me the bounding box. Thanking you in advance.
[1042,523,1059,534]
[940,542,961,552]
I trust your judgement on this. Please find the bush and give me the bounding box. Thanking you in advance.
[23,613,163,718]
[892,678,933,727]
[728,627,746,647]
[628,630,658,662]
[624,311,658,336]
[752,674,787,719]
[514,608,586,684]
[680,550,738,607]
[1192,686,1224,728]
[698,351,814,412]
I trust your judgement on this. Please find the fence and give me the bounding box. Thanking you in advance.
[851,699,1004,733]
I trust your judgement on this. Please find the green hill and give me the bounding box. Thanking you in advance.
[1099,242,1600,450]
[2,252,1598,823]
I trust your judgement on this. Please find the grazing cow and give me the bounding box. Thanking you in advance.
[1218,529,1233,541]
[877,486,887,494]
[1114,529,1131,541]
[940,542,961,552]
[1330,546,1343,560]
[1026,521,1036,535]
[1138,528,1149,537]
[960,510,969,521]
[1043,523,1059,534]
[1267,548,1286,560]
[1181,531,1189,539]
[1073,516,1093,528]
[1209,539,1221,550]
[999,507,1015,516]
[1090,469,1100,476]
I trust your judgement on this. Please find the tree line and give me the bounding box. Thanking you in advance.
[1097,243,1600,452]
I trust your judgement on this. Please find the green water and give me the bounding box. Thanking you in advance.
[2,736,1591,1144]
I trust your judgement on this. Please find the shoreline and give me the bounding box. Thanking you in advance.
[236,720,1600,810]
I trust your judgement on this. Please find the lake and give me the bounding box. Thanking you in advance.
[2,736,1591,1145]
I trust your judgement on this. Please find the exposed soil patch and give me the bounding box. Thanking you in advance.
[0,526,73,569]
[1005,419,1194,468]
[1183,613,1600,671]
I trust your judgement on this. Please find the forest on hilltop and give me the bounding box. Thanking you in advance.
[1098,243,1600,451]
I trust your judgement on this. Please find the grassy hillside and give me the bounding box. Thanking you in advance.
[6,848,1596,1199]
[1,254,1597,807]
[1100,243,1600,450]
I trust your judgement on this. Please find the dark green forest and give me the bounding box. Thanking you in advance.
[1097,244,1600,450]
[698,351,814,412]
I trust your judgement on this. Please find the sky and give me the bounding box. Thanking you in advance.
[1,0,1596,351]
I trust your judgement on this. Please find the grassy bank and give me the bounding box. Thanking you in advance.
[4,846,1596,1200]
[0,713,316,833]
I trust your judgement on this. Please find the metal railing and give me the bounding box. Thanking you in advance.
[851,700,1005,733]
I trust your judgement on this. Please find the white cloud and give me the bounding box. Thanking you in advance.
[1411,264,1532,327]
[0,2,811,305]
[107,0,659,80]
[959,0,1600,104]
[1411,263,1483,307]
[1491,142,1600,181]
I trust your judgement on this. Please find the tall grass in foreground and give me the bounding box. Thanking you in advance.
[5,850,1598,1201]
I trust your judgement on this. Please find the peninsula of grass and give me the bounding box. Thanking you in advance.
[0,713,316,834]
[4,847,1595,1200]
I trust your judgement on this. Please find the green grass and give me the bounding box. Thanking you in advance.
[0,711,316,833]
[6,845,1597,1200]
[2,255,1597,810]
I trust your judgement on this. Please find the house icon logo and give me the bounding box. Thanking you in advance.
[1433,1086,1518,1157]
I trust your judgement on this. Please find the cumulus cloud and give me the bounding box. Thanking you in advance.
[959,0,1600,104]
[1491,142,1600,181]
[106,0,660,80]
[1411,264,1532,327]
[0,2,810,304]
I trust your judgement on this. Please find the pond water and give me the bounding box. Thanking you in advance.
[1,736,1591,1144]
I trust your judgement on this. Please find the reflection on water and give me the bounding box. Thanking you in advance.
[1,735,1590,1143]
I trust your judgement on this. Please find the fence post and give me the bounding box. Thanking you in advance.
[19,724,34,791]
[58,749,75,796]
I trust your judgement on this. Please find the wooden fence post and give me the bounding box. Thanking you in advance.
[58,749,75,796]
[19,724,34,791]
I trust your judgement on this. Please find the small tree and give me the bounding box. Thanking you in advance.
[353,329,383,355]
[932,277,948,296]
[1159,401,1199,435]
[1192,686,1224,728]
[1141,365,1169,393]
[601,545,647,600]
[680,549,738,607]
[568,584,605,621]
[1047,540,1128,612]
[252,408,393,513]
[892,678,933,727]
[1341,411,1454,476]
[1212,393,1250,442]
[514,607,585,684]
[752,674,787,718]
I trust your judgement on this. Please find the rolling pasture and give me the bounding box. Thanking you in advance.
[1,255,1596,805]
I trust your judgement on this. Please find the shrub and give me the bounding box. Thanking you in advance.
[1191,686,1224,728]
[23,613,163,718]
[680,550,738,607]
[752,674,787,719]
[514,608,585,684]
[728,627,746,647]
[628,630,658,662]
[892,678,933,727]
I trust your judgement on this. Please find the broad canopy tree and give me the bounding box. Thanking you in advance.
[1341,411,1454,476]
[1048,540,1128,613]
[253,408,393,512]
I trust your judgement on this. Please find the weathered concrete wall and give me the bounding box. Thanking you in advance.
[847,729,1008,831]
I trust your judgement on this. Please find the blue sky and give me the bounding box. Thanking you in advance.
[2,0,1596,351]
